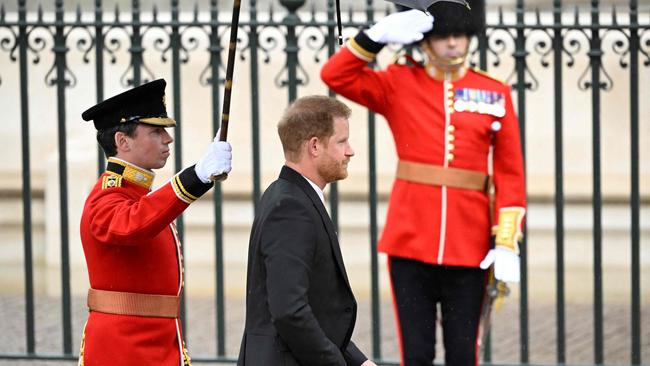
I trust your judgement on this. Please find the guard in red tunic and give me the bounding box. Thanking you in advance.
[78,79,232,366]
[321,1,526,365]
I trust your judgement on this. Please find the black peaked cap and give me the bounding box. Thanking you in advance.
[81,79,176,131]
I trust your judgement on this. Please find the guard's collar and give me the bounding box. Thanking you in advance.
[106,157,155,190]
[425,63,467,82]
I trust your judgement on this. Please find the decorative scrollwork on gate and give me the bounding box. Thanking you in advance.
[0,3,648,97]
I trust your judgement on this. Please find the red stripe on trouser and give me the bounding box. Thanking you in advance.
[387,257,406,366]
[474,271,491,366]
[473,314,480,366]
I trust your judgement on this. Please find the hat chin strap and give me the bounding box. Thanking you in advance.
[429,51,467,70]
[425,52,468,81]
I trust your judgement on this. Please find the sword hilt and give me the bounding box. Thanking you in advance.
[209,172,228,182]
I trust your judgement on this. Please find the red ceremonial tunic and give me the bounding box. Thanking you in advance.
[79,157,212,366]
[321,35,526,267]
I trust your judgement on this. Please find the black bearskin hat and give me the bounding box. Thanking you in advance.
[424,0,484,38]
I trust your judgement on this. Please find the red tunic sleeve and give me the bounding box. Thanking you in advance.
[491,86,527,230]
[84,165,212,245]
[321,34,394,116]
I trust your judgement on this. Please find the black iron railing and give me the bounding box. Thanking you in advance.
[0,0,647,364]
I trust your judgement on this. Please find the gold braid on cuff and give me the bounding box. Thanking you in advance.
[494,207,526,254]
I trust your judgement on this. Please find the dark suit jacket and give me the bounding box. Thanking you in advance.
[237,166,367,366]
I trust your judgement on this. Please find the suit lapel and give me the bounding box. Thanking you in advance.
[279,166,351,288]
[312,200,351,288]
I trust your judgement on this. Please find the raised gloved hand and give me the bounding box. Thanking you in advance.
[365,9,434,45]
[480,247,520,283]
[195,132,232,183]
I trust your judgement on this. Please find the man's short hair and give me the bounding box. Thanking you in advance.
[96,122,138,157]
[277,95,351,162]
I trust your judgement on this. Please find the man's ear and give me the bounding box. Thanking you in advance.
[114,131,130,153]
[306,136,321,158]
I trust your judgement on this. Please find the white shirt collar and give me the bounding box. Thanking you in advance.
[303,175,325,205]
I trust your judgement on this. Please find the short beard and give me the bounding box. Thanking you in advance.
[318,159,348,184]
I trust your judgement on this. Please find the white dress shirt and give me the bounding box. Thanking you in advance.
[303,175,325,205]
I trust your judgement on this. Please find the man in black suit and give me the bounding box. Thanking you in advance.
[237,96,376,366]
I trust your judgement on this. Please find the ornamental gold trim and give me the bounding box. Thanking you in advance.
[107,157,155,190]
[495,206,526,254]
[347,38,376,62]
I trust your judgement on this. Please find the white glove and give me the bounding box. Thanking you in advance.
[479,248,520,283]
[365,9,434,45]
[195,133,232,184]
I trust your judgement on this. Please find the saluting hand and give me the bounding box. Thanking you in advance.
[365,9,434,45]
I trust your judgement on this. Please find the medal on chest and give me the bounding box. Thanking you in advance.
[453,88,506,118]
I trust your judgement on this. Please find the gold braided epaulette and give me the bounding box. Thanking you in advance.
[101,174,123,190]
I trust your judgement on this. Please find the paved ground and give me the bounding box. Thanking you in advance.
[1,295,648,365]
